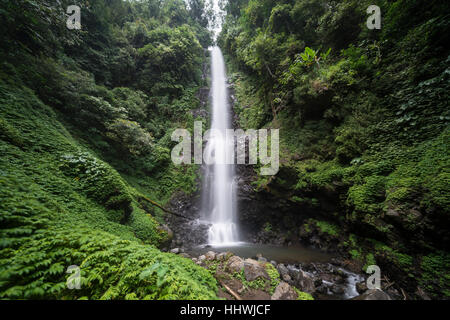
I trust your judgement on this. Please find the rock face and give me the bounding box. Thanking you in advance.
[166,192,210,249]
[234,147,341,246]
[271,282,298,300]
[353,289,392,300]
[243,259,270,281]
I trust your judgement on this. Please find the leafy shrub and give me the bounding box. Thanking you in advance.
[59,152,133,220]
[335,125,366,164]
[111,88,148,125]
[293,287,314,300]
[0,118,25,147]
[347,176,386,215]
[106,119,154,156]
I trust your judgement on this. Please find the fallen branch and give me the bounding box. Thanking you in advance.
[383,281,395,290]
[139,196,192,220]
[400,288,407,300]
[381,275,395,290]
[219,281,242,301]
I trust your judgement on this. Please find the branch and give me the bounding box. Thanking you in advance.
[139,196,193,221]
[264,61,275,78]
[219,280,243,300]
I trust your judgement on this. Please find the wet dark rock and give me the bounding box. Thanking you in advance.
[356,281,368,294]
[316,284,329,295]
[331,285,345,295]
[277,264,289,278]
[166,191,210,249]
[284,262,365,300]
[292,269,315,293]
[314,278,323,287]
[352,289,392,300]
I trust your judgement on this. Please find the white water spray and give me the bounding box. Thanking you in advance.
[202,46,239,245]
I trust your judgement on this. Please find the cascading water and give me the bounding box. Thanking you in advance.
[202,46,239,246]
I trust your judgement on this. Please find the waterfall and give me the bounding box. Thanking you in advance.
[202,46,239,245]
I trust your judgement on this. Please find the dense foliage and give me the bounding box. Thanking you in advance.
[0,0,218,299]
[1,0,449,301]
[219,0,449,299]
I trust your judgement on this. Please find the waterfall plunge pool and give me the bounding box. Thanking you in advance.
[188,242,334,264]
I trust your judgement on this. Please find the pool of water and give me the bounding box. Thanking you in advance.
[188,242,334,264]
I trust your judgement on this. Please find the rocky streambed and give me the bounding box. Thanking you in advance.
[168,248,400,300]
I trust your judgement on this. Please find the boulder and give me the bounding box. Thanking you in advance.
[198,255,206,262]
[170,248,180,254]
[353,289,392,300]
[294,270,316,293]
[216,252,227,261]
[277,264,289,278]
[243,259,269,281]
[258,257,268,263]
[282,274,292,282]
[227,256,244,273]
[331,285,345,295]
[356,281,368,294]
[205,251,216,260]
[271,282,298,300]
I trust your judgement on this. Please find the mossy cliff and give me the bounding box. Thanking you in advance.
[220,0,449,299]
[0,0,218,300]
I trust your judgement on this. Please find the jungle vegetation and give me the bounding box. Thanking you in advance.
[0,0,449,300]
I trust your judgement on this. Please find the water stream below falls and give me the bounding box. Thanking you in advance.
[202,46,239,245]
[189,243,334,264]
